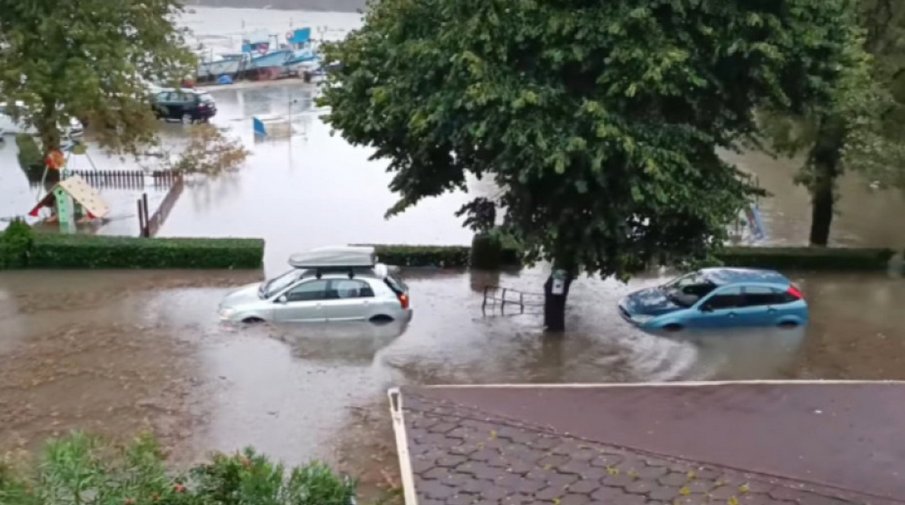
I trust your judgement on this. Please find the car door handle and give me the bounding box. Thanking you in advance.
[727,312,737,317]
[767,307,777,313]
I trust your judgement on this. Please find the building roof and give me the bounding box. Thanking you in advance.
[28,175,109,219]
[390,382,905,505]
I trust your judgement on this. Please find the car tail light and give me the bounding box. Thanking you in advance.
[397,293,410,310]
[787,284,804,300]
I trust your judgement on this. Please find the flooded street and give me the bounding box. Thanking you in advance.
[2,5,905,502]
[2,267,904,499]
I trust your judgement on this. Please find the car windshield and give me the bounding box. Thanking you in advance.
[661,272,716,308]
[260,269,302,298]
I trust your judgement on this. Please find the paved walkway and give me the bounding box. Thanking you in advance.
[391,382,905,505]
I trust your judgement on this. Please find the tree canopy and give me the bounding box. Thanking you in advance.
[0,0,194,154]
[762,0,905,245]
[321,0,859,280]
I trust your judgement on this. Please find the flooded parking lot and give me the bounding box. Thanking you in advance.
[3,5,905,501]
[1,267,904,499]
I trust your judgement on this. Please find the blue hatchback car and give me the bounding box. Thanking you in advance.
[619,268,808,331]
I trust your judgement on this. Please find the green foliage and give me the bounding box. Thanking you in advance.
[321,0,858,282]
[167,125,251,177]
[761,0,905,244]
[0,220,33,269]
[14,134,42,172]
[372,243,895,271]
[0,433,356,505]
[21,234,264,270]
[0,0,195,154]
[719,246,895,270]
[470,230,523,270]
[375,244,471,268]
[471,233,504,270]
[0,433,184,505]
[191,450,356,505]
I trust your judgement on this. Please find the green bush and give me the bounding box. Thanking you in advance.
[27,234,264,269]
[374,243,521,268]
[718,246,896,271]
[374,244,471,268]
[470,231,523,270]
[0,433,356,505]
[470,233,502,270]
[15,134,43,173]
[0,220,33,268]
[370,243,897,271]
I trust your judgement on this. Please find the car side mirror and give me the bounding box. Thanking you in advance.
[699,304,713,313]
[276,295,288,304]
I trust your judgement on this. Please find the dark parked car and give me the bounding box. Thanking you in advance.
[151,88,217,123]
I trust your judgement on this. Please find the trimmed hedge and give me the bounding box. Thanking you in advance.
[27,233,264,269]
[0,220,33,268]
[371,243,899,271]
[718,246,896,271]
[374,244,471,268]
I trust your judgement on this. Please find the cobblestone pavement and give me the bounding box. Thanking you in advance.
[394,388,904,505]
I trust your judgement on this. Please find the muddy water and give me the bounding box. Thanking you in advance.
[156,83,477,272]
[2,268,904,499]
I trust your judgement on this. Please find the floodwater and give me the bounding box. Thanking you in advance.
[3,6,905,251]
[3,5,905,500]
[2,267,904,499]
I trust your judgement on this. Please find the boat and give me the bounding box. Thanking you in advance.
[197,53,246,81]
[247,49,293,80]
[283,28,323,78]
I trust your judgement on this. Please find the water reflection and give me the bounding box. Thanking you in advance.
[268,320,408,365]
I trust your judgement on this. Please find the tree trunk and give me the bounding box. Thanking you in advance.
[809,172,834,246]
[543,272,572,332]
[37,99,61,156]
[807,116,844,247]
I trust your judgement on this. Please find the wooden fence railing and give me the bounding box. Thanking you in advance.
[137,173,185,238]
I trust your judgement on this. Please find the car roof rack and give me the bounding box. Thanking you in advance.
[289,246,376,270]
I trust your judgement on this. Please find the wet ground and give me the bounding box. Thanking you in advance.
[2,267,904,500]
[2,5,905,502]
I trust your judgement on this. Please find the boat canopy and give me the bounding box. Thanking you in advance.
[289,246,376,269]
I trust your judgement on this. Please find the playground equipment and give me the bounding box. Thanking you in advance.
[28,175,110,233]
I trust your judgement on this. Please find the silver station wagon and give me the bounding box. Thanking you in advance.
[218,246,412,324]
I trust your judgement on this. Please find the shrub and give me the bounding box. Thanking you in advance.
[0,220,33,269]
[15,134,43,173]
[718,246,895,271]
[373,242,521,268]
[470,233,503,270]
[192,450,356,505]
[0,433,356,505]
[471,230,523,270]
[370,243,896,271]
[28,234,264,269]
[374,244,471,268]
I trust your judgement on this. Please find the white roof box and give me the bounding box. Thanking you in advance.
[289,246,376,269]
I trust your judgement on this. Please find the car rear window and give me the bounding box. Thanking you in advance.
[384,275,407,295]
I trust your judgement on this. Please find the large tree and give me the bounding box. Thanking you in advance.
[0,0,194,156]
[321,0,859,330]
[764,0,905,245]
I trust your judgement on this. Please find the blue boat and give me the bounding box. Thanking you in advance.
[249,49,292,70]
[283,28,322,76]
